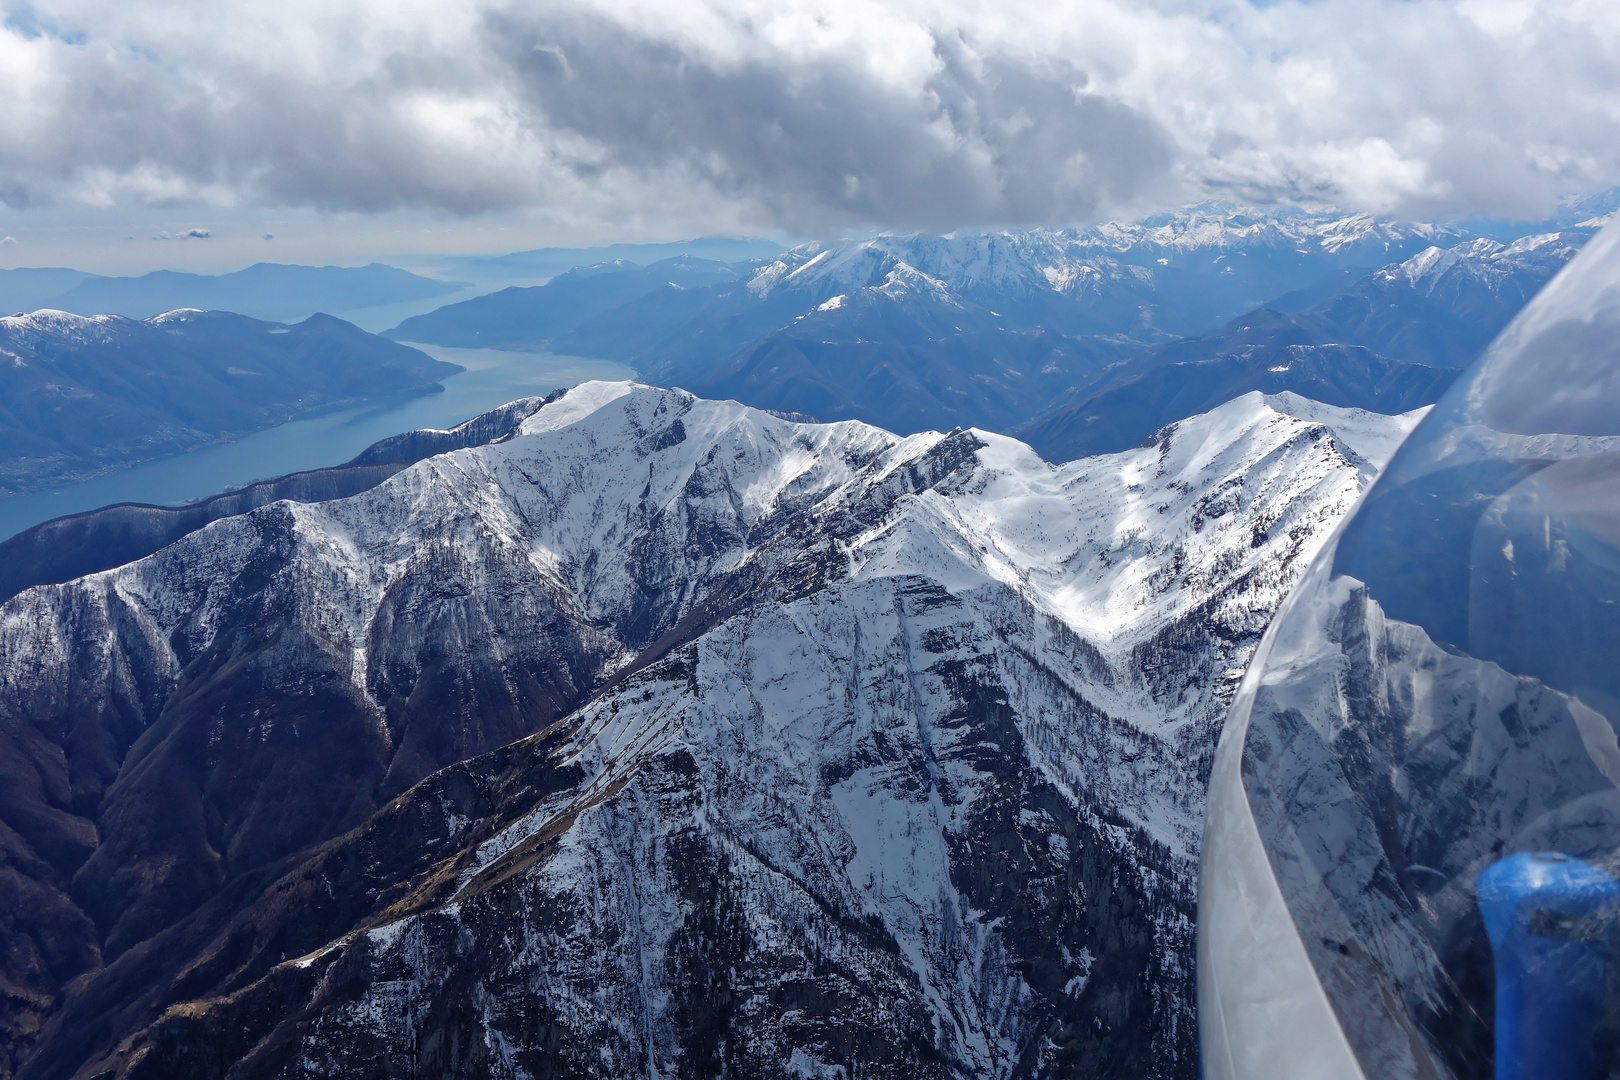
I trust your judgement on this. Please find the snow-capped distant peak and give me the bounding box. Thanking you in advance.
[874,262,955,303]
[147,308,209,324]
[2,308,111,328]
[747,240,900,298]
[1379,230,1583,296]
[738,202,1475,320]
[0,308,130,344]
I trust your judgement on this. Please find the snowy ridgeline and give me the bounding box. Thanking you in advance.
[745,206,1472,300]
[0,382,1424,1079]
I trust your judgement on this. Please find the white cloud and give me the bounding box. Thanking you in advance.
[0,0,1615,234]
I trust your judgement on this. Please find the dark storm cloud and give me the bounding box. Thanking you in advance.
[487,11,1175,230]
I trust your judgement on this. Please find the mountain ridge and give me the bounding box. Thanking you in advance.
[0,381,1424,1079]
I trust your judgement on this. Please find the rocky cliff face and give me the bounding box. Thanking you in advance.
[0,382,1424,1079]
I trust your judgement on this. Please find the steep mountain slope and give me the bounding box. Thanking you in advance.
[0,383,1424,1079]
[0,309,461,494]
[1019,230,1587,462]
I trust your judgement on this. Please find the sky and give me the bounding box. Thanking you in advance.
[1,0,1618,273]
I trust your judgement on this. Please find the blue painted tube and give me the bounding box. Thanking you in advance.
[1477,853,1620,1080]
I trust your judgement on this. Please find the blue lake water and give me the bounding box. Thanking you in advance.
[0,344,636,542]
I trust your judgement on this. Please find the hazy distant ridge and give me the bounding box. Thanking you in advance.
[23,262,468,323]
[0,309,460,494]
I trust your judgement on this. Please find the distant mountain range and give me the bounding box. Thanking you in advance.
[678,261,1138,437]
[0,205,1595,510]
[386,204,1590,450]
[0,309,460,494]
[436,235,785,280]
[0,263,469,324]
[396,204,1475,354]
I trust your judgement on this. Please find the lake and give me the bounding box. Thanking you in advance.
[0,344,636,541]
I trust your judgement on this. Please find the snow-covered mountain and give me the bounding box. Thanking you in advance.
[754,203,1470,291]
[0,382,1424,1079]
[1084,203,1462,258]
[751,203,1473,333]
